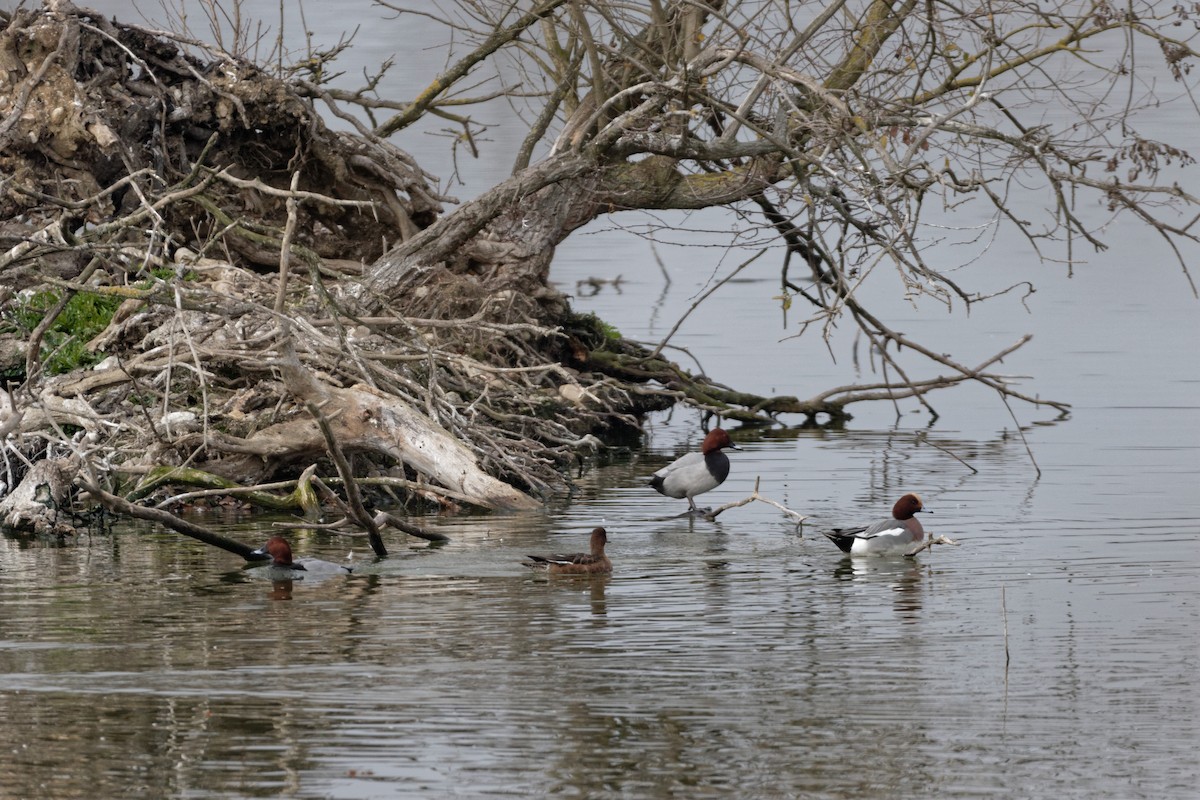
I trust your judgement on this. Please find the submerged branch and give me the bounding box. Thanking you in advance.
[905,535,961,557]
[87,484,264,562]
[706,477,807,524]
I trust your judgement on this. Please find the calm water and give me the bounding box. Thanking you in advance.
[3,1,1200,798]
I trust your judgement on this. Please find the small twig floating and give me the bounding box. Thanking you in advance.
[1001,585,1011,668]
[705,477,807,528]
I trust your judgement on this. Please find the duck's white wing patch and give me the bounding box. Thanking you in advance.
[859,524,906,541]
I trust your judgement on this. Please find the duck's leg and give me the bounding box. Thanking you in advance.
[687,496,698,513]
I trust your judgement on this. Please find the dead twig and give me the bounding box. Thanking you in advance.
[915,431,978,473]
[650,249,766,360]
[1002,585,1011,668]
[270,511,448,543]
[274,171,301,314]
[373,510,449,542]
[904,535,961,557]
[999,391,1042,478]
[306,399,388,557]
[706,476,807,526]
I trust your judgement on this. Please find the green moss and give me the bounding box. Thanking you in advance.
[142,266,197,284]
[566,311,623,350]
[598,318,622,342]
[6,289,123,374]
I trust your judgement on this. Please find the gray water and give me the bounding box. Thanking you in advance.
[2,2,1199,798]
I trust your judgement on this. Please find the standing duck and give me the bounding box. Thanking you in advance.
[822,493,928,556]
[649,427,741,512]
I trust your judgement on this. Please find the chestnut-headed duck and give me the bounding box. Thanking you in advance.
[649,427,741,512]
[524,527,612,575]
[251,536,352,577]
[822,493,928,557]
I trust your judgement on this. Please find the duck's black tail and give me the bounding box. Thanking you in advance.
[822,528,862,554]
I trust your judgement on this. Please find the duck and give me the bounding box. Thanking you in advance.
[524,527,612,575]
[822,493,927,556]
[251,535,352,578]
[649,427,741,512]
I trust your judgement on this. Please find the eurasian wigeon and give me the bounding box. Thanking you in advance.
[649,427,741,512]
[251,535,352,577]
[524,527,612,575]
[822,493,928,556]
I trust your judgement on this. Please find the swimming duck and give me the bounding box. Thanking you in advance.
[524,527,612,575]
[251,535,352,577]
[822,493,928,556]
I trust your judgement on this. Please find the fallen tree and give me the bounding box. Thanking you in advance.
[1,1,1196,538]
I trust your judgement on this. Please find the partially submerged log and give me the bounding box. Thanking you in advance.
[0,456,79,537]
[304,382,541,511]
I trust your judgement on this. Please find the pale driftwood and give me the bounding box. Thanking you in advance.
[332,383,540,510]
[0,386,23,440]
[276,345,540,511]
[705,477,807,526]
[0,456,79,537]
[904,535,961,557]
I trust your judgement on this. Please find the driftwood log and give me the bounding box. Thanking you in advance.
[0,455,78,537]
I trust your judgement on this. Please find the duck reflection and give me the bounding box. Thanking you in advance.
[587,576,609,620]
[833,556,924,621]
[532,571,611,625]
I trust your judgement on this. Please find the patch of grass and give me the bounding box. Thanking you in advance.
[141,265,197,284]
[597,317,622,342]
[8,289,123,374]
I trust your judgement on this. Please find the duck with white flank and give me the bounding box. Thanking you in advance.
[822,494,928,556]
